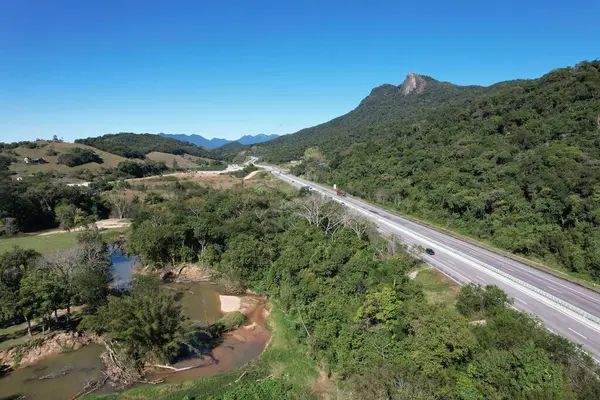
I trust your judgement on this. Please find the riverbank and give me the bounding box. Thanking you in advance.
[0,331,102,370]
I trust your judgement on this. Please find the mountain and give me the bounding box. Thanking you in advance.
[159,133,278,148]
[237,133,279,145]
[158,133,230,149]
[260,61,600,279]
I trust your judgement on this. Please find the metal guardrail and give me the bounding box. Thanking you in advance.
[480,259,600,326]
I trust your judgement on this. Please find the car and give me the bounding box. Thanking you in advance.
[425,248,435,255]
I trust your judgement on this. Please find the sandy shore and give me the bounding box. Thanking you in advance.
[219,295,242,312]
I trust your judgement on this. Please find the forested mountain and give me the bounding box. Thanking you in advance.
[159,132,279,148]
[76,133,216,159]
[261,61,600,279]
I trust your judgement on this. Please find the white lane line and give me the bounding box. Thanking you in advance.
[476,275,485,281]
[547,285,563,293]
[568,328,588,340]
[447,259,456,265]
[515,297,528,305]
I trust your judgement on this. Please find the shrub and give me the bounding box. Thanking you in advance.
[57,147,103,167]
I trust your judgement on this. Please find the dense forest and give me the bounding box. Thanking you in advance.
[76,133,216,160]
[261,61,600,279]
[120,181,600,398]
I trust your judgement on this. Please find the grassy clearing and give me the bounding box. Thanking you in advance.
[413,267,461,306]
[0,227,128,255]
[85,303,319,400]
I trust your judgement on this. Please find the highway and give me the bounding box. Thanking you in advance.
[260,165,600,360]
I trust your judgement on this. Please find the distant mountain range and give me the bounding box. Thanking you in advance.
[159,133,279,149]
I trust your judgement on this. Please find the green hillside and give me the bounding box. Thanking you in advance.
[76,132,217,160]
[2,140,126,175]
[260,61,600,279]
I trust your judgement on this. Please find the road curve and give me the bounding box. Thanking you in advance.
[261,166,600,360]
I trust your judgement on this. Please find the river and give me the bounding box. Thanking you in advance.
[0,251,270,399]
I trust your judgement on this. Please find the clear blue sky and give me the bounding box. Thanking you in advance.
[1,0,598,142]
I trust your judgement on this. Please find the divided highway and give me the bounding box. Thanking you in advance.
[261,166,600,360]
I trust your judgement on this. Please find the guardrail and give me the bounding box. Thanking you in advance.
[479,259,600,326]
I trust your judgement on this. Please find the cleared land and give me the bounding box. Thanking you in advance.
[146,152,207,169]
[5,141,126,175]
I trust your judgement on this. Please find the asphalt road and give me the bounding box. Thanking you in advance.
[262,166,600,360]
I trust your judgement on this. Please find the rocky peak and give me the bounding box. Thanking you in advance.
[399,72,427,96]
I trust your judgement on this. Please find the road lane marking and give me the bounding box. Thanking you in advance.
[568,328,588,340]
[547,285,563,293]
[447,259,456,265]
[476,275,484,280]
[515,297,528,305]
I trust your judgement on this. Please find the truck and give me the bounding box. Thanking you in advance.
[336,189,346,197]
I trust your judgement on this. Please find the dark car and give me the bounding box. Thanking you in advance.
[425,248,435,256]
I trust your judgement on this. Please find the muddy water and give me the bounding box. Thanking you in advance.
[165,282,223,325]
[148,294,271,384]
[0,344,104,400]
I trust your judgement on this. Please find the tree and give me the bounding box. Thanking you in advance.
[18,273,45,336]
[405,306,478,377]
[81,276,195,378]
[456,284,511,318]
[1,217,19,236]
[54,203,78,231]
[41,229,111,322]
[106,189,134,219]
[355,286,403,329]
[0,246,41,291]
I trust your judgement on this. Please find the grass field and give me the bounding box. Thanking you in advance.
[5,140,126,175]
[85,304,320,400]
[0,227,128,255]
[413,267,461,306]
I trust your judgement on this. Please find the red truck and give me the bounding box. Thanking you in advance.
[336,189,346,197]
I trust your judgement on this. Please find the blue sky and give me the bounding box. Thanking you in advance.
[1,0,598,142]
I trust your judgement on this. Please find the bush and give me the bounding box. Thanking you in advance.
[45,148,58,156]
[57,147,103,167]
[215,311,247,331]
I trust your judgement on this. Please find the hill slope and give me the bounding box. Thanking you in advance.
[2,140,126,175]
[261,61,600,278]
[76,133,216,159]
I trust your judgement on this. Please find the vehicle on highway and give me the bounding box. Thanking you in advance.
[425,248,435,255]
